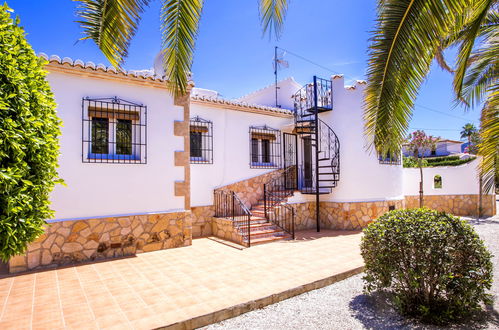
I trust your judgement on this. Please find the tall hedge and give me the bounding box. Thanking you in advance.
[0,4,61,261]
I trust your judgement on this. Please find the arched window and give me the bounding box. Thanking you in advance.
[434,175,442,189]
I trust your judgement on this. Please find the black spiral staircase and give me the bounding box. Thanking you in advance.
[293,76,340,231]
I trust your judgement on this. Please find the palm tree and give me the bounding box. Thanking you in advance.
[75,0,288,96]
[365,0,498,192]
[460,123,477,149]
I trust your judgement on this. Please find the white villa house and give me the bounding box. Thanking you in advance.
[402,139,464,157]
[8,54,496,273]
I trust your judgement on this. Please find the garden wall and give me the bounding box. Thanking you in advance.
[8,211,191,273]
[405,194,496,217]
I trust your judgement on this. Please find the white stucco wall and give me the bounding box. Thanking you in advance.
[237,77,302,110]
[190,103,293,206]
[316,76,404,203]
[402,159,484,196]
[48,71,185,220]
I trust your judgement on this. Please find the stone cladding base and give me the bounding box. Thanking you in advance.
[9,211,191,273]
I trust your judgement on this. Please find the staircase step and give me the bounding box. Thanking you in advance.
[246,234,291,245]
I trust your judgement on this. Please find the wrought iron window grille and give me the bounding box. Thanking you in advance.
[190,116,213,164]
[249,125,281,169]
[82,97,147,164]
[378,151,401,165]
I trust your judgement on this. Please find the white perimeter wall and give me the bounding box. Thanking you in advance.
[318,77,404,203]
[190,103,293,206]
[48,71,185,220]
[403,159,484,196]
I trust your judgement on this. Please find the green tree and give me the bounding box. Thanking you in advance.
[406,130,438,207]
[460,123,478,147]
[0,4,61,261]
[75,0,288,96]
[364,0,498,193]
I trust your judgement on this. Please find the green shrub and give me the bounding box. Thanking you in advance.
[402,156,428,168]
[0,4,61,261]
[426,155,461,163]
[428,157,476,167]
[361,208,493,324]
[403,156,476,168]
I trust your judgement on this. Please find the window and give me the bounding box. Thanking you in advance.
[378,151,401,165]
[190,116,213,164]
[434,175,442,189]
[82,97,147,164]
[249,126,281,168]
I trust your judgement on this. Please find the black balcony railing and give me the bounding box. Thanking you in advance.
[214,190,252,247]
[292,77,332,119]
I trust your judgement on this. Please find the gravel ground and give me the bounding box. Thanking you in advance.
[203,213,499,330]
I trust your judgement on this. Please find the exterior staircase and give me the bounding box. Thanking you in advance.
[293,76,340,194]
[214,189,292,247]
[234,213,291,245]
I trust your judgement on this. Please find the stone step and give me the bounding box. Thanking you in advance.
[245,233,292,245]
[248,228,284,237]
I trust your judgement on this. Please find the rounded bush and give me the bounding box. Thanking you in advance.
[361,208,493,324]
[0,4,61,261]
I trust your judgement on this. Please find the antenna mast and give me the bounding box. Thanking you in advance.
[274,46,278,108]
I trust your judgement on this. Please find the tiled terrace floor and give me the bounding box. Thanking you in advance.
[0,230,363,330]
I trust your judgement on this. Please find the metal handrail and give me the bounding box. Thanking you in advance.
[214,190,252,247]
[263,167,296,239]
[317,119,340,180]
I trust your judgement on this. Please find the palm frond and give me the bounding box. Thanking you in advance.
[461,36,498,107]
[478,82,499,193]
[364,0,468,155]
[435,45,454,73]
[259,0,288,38]
[75,0,151,68]
[160,0,203,96]
[453,0,494,103]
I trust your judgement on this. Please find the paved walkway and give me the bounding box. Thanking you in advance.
[0,230,363,330]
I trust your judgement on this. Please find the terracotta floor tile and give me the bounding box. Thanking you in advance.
[0,318,32,330]
[123,306,157,322]
[131,315,167,330]
[63,313,95,327]
[95,314,130,329]
[65,319,99,330]
[32,317,65,330]
[0,230,363,328]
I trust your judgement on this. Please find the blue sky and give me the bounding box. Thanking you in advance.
[8,0,481,140]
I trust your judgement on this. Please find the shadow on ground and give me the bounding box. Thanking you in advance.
[291,229,361,242]
[349,291,499,330]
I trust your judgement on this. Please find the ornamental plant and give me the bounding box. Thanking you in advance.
[0,4,61,261]
[361,209,493,324]
[405,130,438,207]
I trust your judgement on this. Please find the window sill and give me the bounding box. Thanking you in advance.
[87,153,141,161]
[190,157,212,164]
[250,162,278,169]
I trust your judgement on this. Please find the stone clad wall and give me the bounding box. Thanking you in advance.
[9,211,191,273]
[218,169,283,208]
[191,206,214,238]
[319,200,405,229]
[405,194,496,217]
[292,202,316,230]
[292,200,405,231]
[211,218,244,246]
[292,194,495,232]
